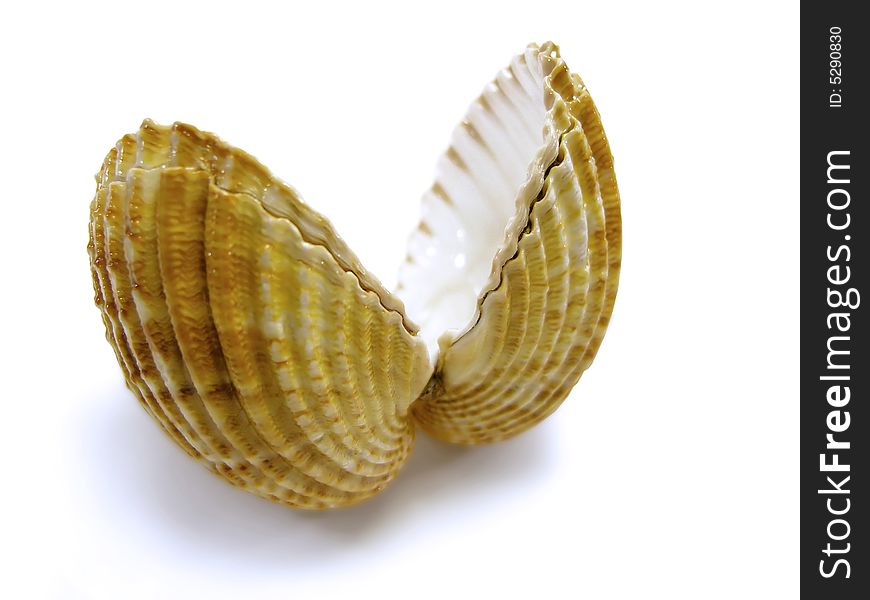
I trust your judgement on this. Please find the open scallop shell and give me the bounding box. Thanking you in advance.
[87,42,620,508]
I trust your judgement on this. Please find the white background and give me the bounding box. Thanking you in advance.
[0,1,799,598]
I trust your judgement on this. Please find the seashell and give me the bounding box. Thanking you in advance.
[400,41,621,444]
[87,41,620,508]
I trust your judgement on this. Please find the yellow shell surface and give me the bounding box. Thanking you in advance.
[87,42,621,508]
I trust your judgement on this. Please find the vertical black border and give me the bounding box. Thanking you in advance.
[801,3,868,596]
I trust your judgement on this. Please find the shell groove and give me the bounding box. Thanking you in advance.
[87,41,621,508]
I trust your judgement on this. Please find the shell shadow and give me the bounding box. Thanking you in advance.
[74,382,558,569]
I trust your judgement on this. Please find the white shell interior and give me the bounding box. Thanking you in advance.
[397,50,551,361]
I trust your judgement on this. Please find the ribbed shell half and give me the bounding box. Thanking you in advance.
[401,42,622,444]
[87,42,621,508]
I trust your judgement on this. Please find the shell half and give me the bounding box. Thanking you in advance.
[400,42,622,444]
[88,121,431,508]
[87,42,620,508]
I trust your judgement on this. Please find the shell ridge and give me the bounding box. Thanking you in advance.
[88,194,133,387]
[450,249,533,397]
[335,273,409,458]
[348,288,408,453]
[258,199,407,476]
[437,139,567,347]
[90,186,159,421]
[438,144,591,433]
[205,187,340,488]
[292,262,396,479]
[124,167,263,475]
[103,179,198,454]
[255,234,383,489]
[204,186,393,496]
[477,125,610,435]
[153,168,340,506]
[438,197,557,409]
[413,153,583,435]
